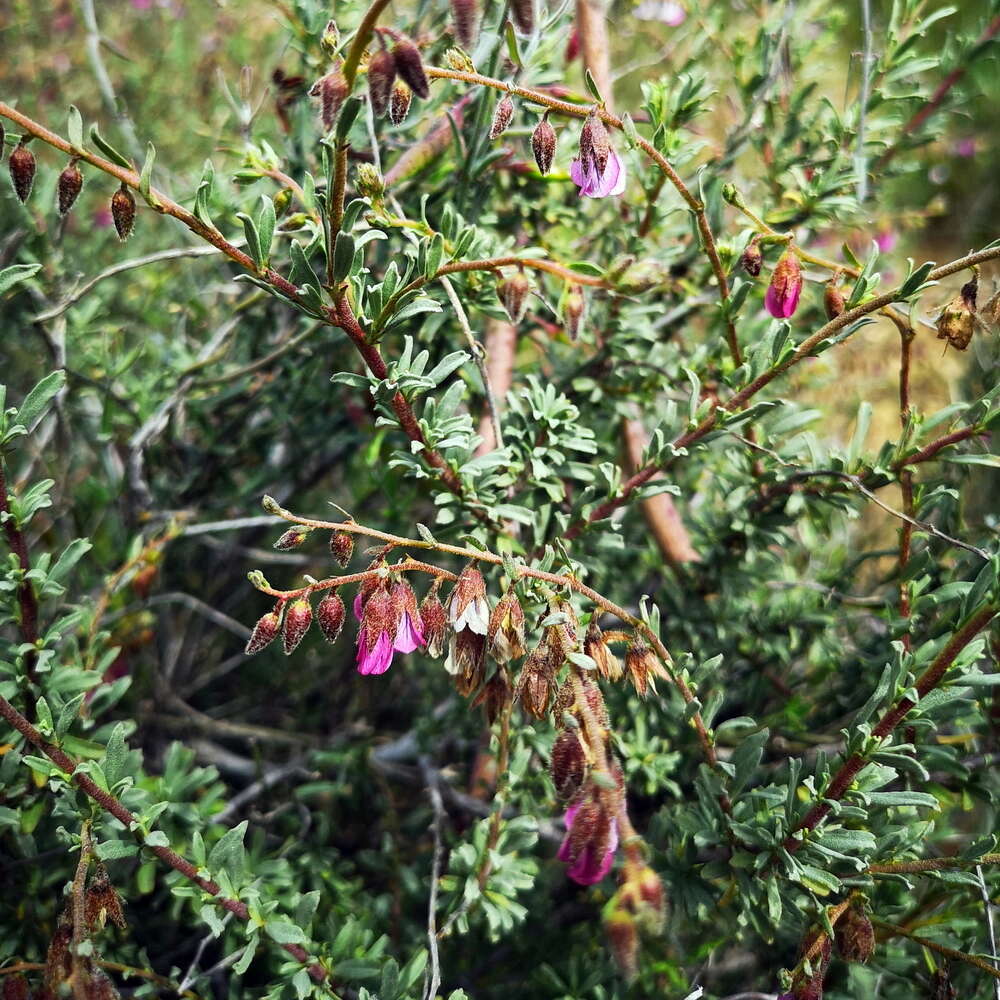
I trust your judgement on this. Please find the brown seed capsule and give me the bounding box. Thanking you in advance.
[579,110,611,177]
[515,645,553,719]
[499,270,530,324]
[274,527,310,550]
[245,610,282,655]
[57,161,84,215]
[316,592,347,643]
[367,49,397,117]
[86,971,121,1000]
[448,628,487,695]
[85,864,127,930]
[111,184,136,241]
[935,274,978,351]
[389,81,413,125]
[392,41,430,100]
[550,728,587,803]
[585,621,622,681]
[489,93,515,139]
[420,589,449,658]
[2,974,31,1000]
[564,286,586,341]
[450,0,480,50]
[823,277,846,319]
[835,900,875,964]
[316,68,349,130]
[604,908,639,980]
[531,115,556,174]
[9,142,36,202]
[330,530,354,567]
[488,588,526,661]
[282,597,313,654]
[625,639,658,697]
[740,237,763,277]
[510,0,535,34]
[471,667,511,724]
[44,920,73,994]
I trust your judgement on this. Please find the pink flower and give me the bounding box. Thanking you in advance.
[557,800,619,884]
[354,580,426,674]
[954,137,976,158]
[390,581,425,654]
[570,151,627,199]
[357,628,394,676]
[634,0,686,24]
[875,229,897,253]
[765,251,803,318]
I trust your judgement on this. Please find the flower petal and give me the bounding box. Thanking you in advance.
[357,630,394,675]
[393,613,425,653]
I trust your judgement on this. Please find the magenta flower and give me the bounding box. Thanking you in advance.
[955,137,976,158]
[570,151,627,199]
[765,251,803,318]
[557,800,619,884]
[390,581,425,654]
[356,588,396,675]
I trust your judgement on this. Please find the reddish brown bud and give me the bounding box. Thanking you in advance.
[316,593,346,643]
[531,115,556,174]
[603,908,639,980]
[330,530,354,567]
[835,900,875,964]
[824,277,846,319]
[274,527,309,550]
[499,271,530,324]
[2,975,31,1000]
[389,82,413,125]
[510,0,535,34]
[936,273,978,351]
[245,610,281,655]
[488,588,526,661]
[550,729,587,803]
[282,597,313,654]
[565,27,580,63]
[314,68,349,130]
[564,285,586,341]
[515,645,553,719]
[44,921,73,994]
[58,161,84,215]
[577,676,609,730]
[585,621,622,681]
[489,93,515,139]
[367,49,397,117]
[111,184,136,241]
[420,590,449,657]
[9,142,36,203]
[450,0,480,49]
[579,110,610,177]
[635,865,666,933]
[392,41,430,100]
[740,237,762,277]
[625,639,657,697]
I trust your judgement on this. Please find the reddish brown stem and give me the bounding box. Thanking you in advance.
[902,426,981,466]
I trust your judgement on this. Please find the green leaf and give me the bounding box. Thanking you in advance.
[56,693,85,739]
[265,920,308,945]
[208,820,248,880]
[15,370,66,433]
[138,142,161,207]
[67,106,84,149]
[0,263,42,296]
[103,723,128,787]
[237,213,263,270]
[583,69,604,104]
[333,231,356,283]
[256,194,277,266]
[232,933,258,975]
[88,124,133,169]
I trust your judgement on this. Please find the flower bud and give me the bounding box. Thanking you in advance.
[320,19,340,58]
[531,115,556,174]
[282,597,313,654]
[420,589,449,658]
[603,908,639,980]
[274,526,310,550]
[444,47,477,72]
[935,273,978,351]
[550,728,587,803]
[278,212,309,231]
[740,237,762,277]
[392,41,430,100]
[499,270,530,324]
[489,93,515,139]
[488,588,526,661]
[579,110,611,177]
[835,900,875,964]
[823,276,845,319]
[450,0,480,50]
[9,141,36,202]
[389,82,413,125]
[510,0,535,34]
[634,865,666,933]
[111,184,136,241]
[245,610,281,655]
[315,68,349,130]
[367,49,397,117]
[564,285,586,341]
[585,621,622,681]
[57,161,84,215]
[330,530,354,567]
[356,162,385,203]
[317,592,346,643]
[2,975,31,1000]
[765,250,803,318]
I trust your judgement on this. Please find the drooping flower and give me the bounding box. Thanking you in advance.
[765,250,803,318]
[570,150,626,199]
[356,586,396,675]
[420,587,449,657]
[390,580,425,653]
[445,566,490,694]
[935,272,978,351]
[487,588,526,661]
[557,797,619,884]
[874,229,897,253]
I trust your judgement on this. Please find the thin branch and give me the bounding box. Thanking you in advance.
[976,864,1000,999]
[872,916,1000,981]
[419,756,445,1000]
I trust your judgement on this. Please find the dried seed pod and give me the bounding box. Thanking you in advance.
[317,592,347,643]
[330,530,354,567]
[44,920,73,994]
[510,0,535,34]
[2,974,31,1000]
[489,93,515,139]
[935,274,978,351]
[499,270,530,324]
[282,597,313,654]
[9,141,36,202]
[450,0,480,50]
[392,40,430,100]
[245,610,282,655]
[471,667,510,724]
[317,68,349,130]
[824,276,845,319]
[835,900,875,964]
[579,110,611,177]
[625,639,658,697]
[389,81,413,125]
[420,588,449,657]
[111,184,136,241]
[367,49,397,116]
[564,285,586,341]
[514,645,553,718]
[85,864,127,930]
[740,237,762,277]
[274,526,310,550]
[550,729,587,802]
[57,160,84,215]
[488,588,526,661]
[531,115,556,174]
[585,621,622,681]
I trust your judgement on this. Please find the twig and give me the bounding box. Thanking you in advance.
[178,912,233,995]
[865,854,1000,875]
[977,864,1000,999]
[71,820,93,1000]
[419,756,445,1000]
[872,916,1000,981]
[214,763,314,825]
